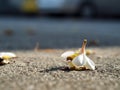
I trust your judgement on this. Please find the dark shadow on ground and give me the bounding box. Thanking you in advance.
[39,66,91,73]
[39,66,71,72]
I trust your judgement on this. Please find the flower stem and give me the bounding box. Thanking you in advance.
[81,39,87,54]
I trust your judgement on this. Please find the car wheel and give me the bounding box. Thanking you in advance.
[79,4,96,18]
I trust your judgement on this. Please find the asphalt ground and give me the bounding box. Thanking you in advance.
[0,17,120,50]
[0,47,120,90]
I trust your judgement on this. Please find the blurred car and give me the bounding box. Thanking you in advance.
[0,0,17,14]
[38,0,120,17]
[93,0,120,17]
[21,0,38,14]
[0,0,38,14]
[0,0,120,17]
[37,0,97,17]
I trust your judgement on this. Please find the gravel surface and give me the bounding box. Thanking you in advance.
[0,47,120,90]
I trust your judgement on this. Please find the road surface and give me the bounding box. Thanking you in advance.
[0,17,120,49]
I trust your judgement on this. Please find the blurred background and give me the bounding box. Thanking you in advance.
[0,0,120,50]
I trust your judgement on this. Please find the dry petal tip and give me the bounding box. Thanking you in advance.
[83,39,87,44]
[81,39,87,53]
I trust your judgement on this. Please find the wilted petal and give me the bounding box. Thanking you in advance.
[84,55,95,70]
[71,54,95,70]
[61,51,75,59]
[0,52,16,58]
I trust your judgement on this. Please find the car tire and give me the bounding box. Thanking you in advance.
[77,4,97,18]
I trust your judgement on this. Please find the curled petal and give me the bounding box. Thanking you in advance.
[72,54,95,70]
[84,55,95,70]
[61,51,75,59]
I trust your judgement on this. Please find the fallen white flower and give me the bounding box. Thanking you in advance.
[0,52,16,64]
[0,52,16,58]
[61,39,95,70]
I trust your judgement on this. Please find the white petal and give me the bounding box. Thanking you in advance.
[0,52,16,58]
[84,55,95,70]
[72,54,85,66]
[72,54,95,70]
[2,60,10,64]
[61,51,75,59]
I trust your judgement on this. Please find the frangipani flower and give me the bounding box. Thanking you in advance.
[61,39,95,70]
[0,52,16,64]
